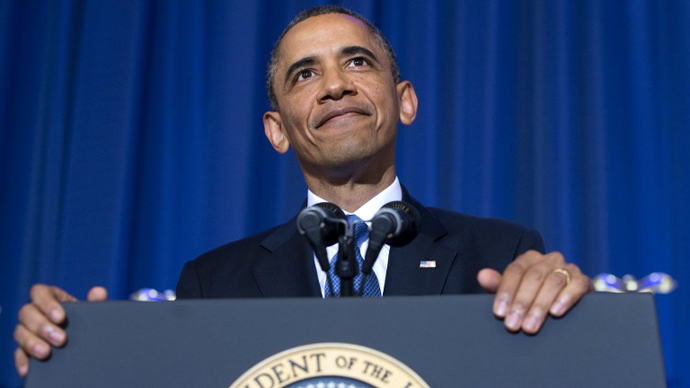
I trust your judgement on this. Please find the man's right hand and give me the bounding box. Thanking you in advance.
[13,284,108,378]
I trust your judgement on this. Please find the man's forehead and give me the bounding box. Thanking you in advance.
[277,13,378,64]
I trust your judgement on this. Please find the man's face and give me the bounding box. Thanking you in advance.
[264,13,416,177]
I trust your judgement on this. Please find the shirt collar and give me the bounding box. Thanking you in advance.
[307,177,403,221]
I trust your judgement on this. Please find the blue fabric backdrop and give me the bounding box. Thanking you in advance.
[1,0,688,386]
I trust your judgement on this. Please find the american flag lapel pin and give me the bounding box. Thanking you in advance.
[419,260,436,268]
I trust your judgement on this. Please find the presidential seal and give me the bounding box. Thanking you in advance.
[229,343,430,388]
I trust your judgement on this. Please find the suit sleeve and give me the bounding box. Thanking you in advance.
[176,260,203,299]
[514,228,545,258]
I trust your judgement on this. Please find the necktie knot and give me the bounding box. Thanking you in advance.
[324,214,381,297]
[347,214,369,246]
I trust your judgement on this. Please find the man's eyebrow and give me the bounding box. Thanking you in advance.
[341,46,380,64]
[284,56,316,86]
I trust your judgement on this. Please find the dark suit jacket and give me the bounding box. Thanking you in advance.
[176,194,544,299]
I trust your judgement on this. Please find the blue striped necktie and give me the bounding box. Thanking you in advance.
[324,214,382,297]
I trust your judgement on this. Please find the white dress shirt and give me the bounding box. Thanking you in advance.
[308,177,403,297]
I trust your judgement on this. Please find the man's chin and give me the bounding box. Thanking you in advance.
[320,148,393,176]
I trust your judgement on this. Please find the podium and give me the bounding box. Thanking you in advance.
[26,294,666,387]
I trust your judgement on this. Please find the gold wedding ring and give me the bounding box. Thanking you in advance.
[553,268,571,286]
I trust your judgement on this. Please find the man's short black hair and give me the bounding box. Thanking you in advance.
[266,5,401,111]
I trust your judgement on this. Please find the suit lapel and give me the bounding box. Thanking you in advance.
[253,217,321,297]
[383,193,458,296]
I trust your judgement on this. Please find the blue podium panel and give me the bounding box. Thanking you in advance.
[26,294,666,387]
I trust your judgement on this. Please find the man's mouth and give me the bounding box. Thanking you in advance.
[315,107,371,128]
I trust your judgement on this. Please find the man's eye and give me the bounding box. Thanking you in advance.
[296,69,314,82]
[348,57,370,68]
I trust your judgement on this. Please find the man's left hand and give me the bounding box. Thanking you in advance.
[477,250,592,334]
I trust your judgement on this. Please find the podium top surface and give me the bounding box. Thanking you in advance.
[26,293,666,388]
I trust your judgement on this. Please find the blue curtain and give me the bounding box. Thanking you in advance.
[1,0,688,386]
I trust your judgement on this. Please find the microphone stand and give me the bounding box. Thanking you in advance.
[335,222,358,297]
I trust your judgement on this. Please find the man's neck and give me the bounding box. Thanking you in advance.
[304,166,396,213]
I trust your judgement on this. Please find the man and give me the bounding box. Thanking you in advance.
[13,5,591,378]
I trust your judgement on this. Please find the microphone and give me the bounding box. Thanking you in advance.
[362,201,421,275]
[297,202,347,272]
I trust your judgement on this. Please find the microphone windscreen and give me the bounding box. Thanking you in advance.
[381,201,421,247]
[313,202,347,246]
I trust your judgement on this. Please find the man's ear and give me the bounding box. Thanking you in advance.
[397,81,418,125]
[263,111,290,154]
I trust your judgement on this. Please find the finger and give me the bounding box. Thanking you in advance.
[521,267,572,334]
[87,286,108,301]
[477,268,501,293]
[549,264,592,317]
[493,251,543,318]
[14,324,51,360]
[503,260,556,331]
[504,252,566,331]
[15,348,29,378]
[477,268,508,317]
[18,304,66,347]
[30,285,75,324]
[50,285,78,302]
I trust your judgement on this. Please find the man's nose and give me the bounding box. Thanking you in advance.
[318,67,356,102]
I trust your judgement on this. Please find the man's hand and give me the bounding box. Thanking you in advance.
[14,284,108,378]
[478,250,592,334]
